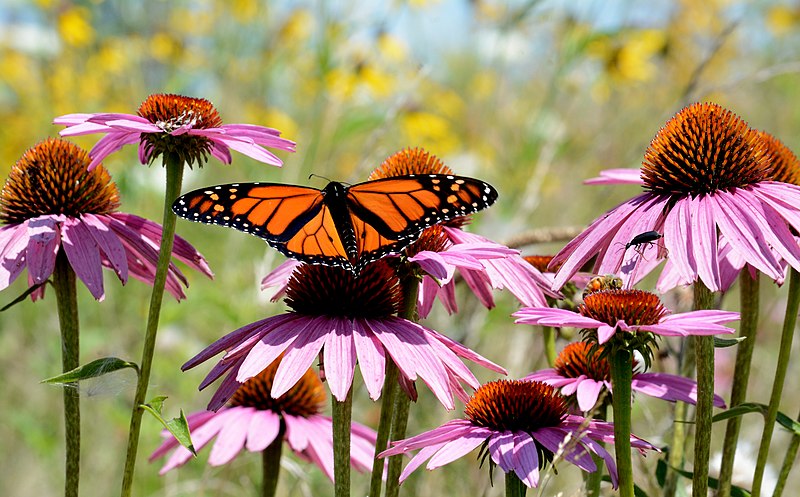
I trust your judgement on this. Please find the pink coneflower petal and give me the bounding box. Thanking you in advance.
[323,316,358,401]
[426,431,487,469]
[245,409,281,451]
[514,307,605,328]
[61,218,105,300]
[25,217,61,284]
[632,373,726,407]
[0,224,29,287]
[512,433,540,487]
[352,319,387,400]
[208,408,252,466]
[584,168,644,185]
[83,214,128,281]
[270,319,330,398]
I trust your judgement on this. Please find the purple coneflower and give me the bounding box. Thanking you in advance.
[379,379,656,489]
[551,102,800,293]
[150,358,376,480]
[184,260,507,411]
[514,289,738,346]
[525,341,726,412]
[55,93,295,169]
[0,138,211,301]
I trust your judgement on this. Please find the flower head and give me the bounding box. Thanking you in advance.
[551,103,800,292]
[150,358,377,479]
[184,260,507,411]
[525,341,726,412]
[514,288,738,349]
[0,138,211,301]
[55,93,296,170]
[380,379,657,489]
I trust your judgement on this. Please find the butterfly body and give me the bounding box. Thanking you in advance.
[173,174,498,272]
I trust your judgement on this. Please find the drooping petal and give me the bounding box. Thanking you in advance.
[82,214,128,282]
[512,432,540,488]
[235,314,310,380]
[25,217,61,284]
[633,372,726,407]
[61,218,105,299]
[575,378,605,412]
[488,431,516,472]
[207,408,253,466]
[424,431,486,470]
[0,223,31,289]
[271,316,330,398]
[323,316,357,401]
[352,318,387,400]
[245,409,281,451]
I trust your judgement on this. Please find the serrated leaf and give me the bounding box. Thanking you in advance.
[42,357,139,384]
[714,336,746,348]
[141,396,195,456]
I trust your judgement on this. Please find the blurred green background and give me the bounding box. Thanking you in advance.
[2,0,800,495]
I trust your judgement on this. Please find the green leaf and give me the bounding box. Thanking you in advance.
[1,282,47,311]
[714,336,746,348]
[141,396,195,456]
[776,411,800,435]
[42,357,139,384]
[712,403,766,423]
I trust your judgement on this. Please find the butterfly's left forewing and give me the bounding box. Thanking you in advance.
[173,183,325,242]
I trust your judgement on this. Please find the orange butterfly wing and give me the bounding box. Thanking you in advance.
[173,174,498,272]
[173,183,351,265]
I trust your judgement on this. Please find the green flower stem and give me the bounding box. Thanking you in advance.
[368,360,400,497]
[505,470,528,497]
[664,338,696,497]
[773,407,800,497]
[584,403,608,497]
[384,271,420,497]
[385,389,411,497]
[692,281,716,497]
[261,434,283,497]
[750,268,800,497]
[52,250,80,497]
[609,347,634,497]
[120,154,184,497]
[542,326,557,367]
[717,270,760,497]
[332,387,354,497]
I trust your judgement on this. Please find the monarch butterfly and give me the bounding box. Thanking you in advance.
[172,174,498,272]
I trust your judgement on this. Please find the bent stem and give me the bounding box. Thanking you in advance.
[750,268,800,497]
[333,387,354,497]
[692,281,716,497]
[609,347,634,497]
[506,471,528,497]
[120,154,184,497]
[261,433,283,497]
[53,250,80,497]
[368,360,399,497]
[717,270,760,497]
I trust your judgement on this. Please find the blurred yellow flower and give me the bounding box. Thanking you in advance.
[400,111,459,154]
[169,7,212,36]
[58,7,95,47]
[615,29,666,82]
[377,34,408,63]
[90,41,128,75]
[360,65,395,98]
[470,71,498,101]
[280,9,314,45]
[150,33,180,63]
[231,0,259,23]
[767,6,800,35]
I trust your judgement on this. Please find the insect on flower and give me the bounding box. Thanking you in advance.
[582,274,624,298]
[172,174,498,273]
